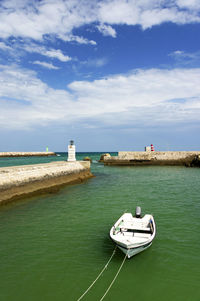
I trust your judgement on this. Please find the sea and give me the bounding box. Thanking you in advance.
[0,152,200,301]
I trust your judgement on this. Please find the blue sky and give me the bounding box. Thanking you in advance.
[0,0,200,152]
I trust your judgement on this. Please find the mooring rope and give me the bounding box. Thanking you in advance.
[77,246,117,301]
[99,253,127,301]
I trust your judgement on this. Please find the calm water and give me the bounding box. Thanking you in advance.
[0,153,200,301]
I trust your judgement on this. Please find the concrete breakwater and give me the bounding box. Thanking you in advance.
[0,152,56,157]
[0,161,93,205]
[103,151,200,167]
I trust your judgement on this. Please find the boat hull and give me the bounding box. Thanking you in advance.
[116,241,152,258]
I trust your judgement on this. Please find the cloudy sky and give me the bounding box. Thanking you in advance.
[0,0,200,152]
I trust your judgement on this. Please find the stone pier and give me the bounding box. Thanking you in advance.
[0,161,93,205]
[103,151,200,167]
[0,152,56,157]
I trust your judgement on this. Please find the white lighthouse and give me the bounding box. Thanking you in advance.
[67,140,76,161]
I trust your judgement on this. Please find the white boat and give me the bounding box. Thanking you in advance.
[110,207,156,258]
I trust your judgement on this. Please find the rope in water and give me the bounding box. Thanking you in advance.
[77,245,117,301]
[99,253,127,301]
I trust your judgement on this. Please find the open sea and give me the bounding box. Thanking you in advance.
[0,152,200,301]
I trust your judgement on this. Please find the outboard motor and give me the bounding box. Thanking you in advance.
[135,206,142,218]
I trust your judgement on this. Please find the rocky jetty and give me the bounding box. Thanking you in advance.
[102,151,200,167]
[0,152,56,157]
[99,153,111,162]
[83,156,92,163]
[189,155,200,167]
[0,161,93,205]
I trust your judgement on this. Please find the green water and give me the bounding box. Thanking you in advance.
[0,153,200,301]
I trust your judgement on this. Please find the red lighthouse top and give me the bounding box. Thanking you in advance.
[151,144,155,151]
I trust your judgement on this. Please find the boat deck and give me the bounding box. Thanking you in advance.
[113,231,151,246]
[117,213,152,231]
[112,213,153,246]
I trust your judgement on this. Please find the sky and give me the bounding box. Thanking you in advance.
[0,0,200,152]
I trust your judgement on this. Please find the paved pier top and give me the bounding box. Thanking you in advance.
[0,152,56,157]
[118,151,200,160]
[0,161,93,205]
[103,151,200,166]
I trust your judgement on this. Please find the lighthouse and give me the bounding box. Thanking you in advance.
[67,140,76,161]
[151,144,155,152]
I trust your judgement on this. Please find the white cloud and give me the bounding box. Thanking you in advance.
[97,24,117,37]
[0,0,97,43]
[98,0,200,29]
[0,41,72,64]
[0,64,73,129]
[24,43,72,62]
[170,50,200,59]
[177,0,200,10]
[169,50,200,66]
[41,49,71,62]
[172,50,184,56]
[61,34,97,45]
[0,0,200,42]
[81,58,108,68]
[32,61,60,69]
[0,41,12,50]
[0,65,200,130]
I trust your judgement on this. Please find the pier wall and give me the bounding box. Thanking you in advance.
[103,151,200,166]
[0,152,56,157]
[0,161,93,205]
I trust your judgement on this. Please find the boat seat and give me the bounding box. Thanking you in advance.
[133,233,151,238]
[123,232,133,237]
[124,226,151,233]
